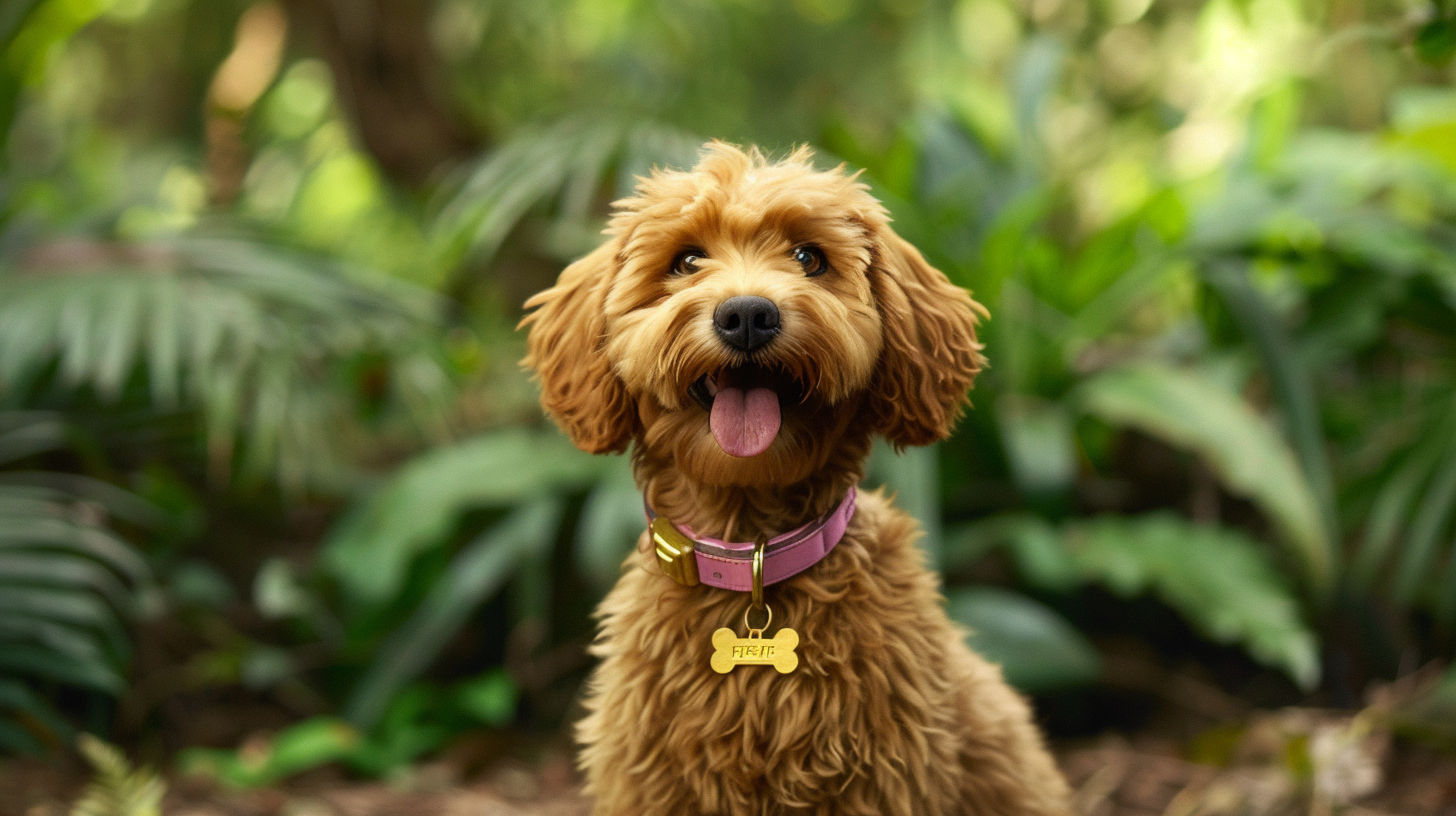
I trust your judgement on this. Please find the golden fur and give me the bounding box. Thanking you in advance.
[522,143,1072,815]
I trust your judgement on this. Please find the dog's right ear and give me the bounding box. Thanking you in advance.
[520,240,637,453]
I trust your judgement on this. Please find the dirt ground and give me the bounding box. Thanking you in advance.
[6,724,1456,816]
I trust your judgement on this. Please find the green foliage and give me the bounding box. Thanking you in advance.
[433,118,703,270]
[1069,516,1318,690]
[1349,416,1456,625]
[950,513,1320,690]
[182,670,524,786]
[71,733,165,816]
[572,457,647,590]
[946,587,1101,692]
[0,0,53,150]
[866,442,944,564]
[0,239,452,493]
[0,412,155,751]
[180,717,361,789]
[1078,361,1332,594]
[455,668,519,727]
[322,429,600,604]
[0,491,144,746]
[1417,14,1456,65]
[1201,262,1339,561]
[342,498,563,728]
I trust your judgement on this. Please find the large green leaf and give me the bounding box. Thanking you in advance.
[944,514,1080,590]
[322,429,600,604]
[1067,514,1318,689]
[950,512,1319,689]
[946,587,1100,692]
[344,499,563,728]
[1078,362,1332,594]
[1392,439,1456,607]
[180,717,362,789]
[1203,263,1339,555]
[1350,443,1441,590]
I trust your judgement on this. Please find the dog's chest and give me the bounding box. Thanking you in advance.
[578,502,992,814]
[633,562,956,802]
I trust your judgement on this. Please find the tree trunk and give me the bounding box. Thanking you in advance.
[284,0,480,190]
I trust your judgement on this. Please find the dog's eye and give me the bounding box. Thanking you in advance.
[671,249,706,276]
[793,245,828,277]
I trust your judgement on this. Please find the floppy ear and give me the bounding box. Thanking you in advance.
[520,240,637,453]
[866,228,988,448]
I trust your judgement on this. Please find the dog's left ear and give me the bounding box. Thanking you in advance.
[520,240,638,453]
[865,228,988,448]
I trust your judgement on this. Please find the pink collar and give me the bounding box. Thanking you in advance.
[647,487,857,591]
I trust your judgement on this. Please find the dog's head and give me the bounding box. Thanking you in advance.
[522,143,986,486]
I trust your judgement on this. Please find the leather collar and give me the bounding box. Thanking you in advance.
[646,487,857,591]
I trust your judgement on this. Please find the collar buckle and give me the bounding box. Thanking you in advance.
[651,515,700,586]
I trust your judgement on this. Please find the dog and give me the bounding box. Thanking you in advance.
[522,143,1072,816]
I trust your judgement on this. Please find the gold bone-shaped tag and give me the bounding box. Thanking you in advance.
[710,627,799,674]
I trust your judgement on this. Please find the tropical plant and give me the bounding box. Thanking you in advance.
[917,97,1456,690]
[0,412,159,754]
[70,733,165,816]
[0,226,474,752]
[0,237,455,494]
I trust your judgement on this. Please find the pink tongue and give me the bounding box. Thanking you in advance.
[710,387,781,457]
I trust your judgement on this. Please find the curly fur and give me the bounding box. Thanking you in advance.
[523,143,1071,815]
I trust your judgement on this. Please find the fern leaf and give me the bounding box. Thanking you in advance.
[71,733,165,816]
[0,238,453,493]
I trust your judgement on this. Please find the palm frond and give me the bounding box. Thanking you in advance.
[0,238,454,493]
[431,116,703,271]
[0,477,154,752]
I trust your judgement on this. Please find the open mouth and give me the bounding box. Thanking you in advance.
[688,364,805,458]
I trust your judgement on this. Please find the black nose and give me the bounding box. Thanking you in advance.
[713,296,780,352]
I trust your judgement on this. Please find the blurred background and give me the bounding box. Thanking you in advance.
[3,0,1456,812]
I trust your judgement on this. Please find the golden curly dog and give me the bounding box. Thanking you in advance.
[523,142,1071,816]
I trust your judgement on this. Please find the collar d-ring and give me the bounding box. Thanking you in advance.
[751,540,765,609]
